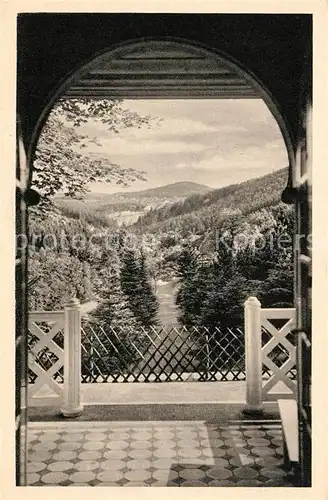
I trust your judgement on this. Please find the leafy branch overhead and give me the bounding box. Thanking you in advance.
[33,98,161,210]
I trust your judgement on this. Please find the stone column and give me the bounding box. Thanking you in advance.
[61,297,84,417]
[244,296,263,414]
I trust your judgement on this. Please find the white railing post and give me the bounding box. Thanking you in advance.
[61,297,84,417]
[244,296,263,413]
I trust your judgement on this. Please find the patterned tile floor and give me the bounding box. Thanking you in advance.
[27,420,295,487]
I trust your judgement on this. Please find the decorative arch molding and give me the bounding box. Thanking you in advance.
[62,40,260,99]
[28,38,295,180]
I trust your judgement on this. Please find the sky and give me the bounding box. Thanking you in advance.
[81,99,288,194]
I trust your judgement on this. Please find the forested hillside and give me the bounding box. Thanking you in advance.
[129,168,291,280]
[29,165,293,334]
[54,181,212,226]
[133,168,288,235]
[174,203,294,329]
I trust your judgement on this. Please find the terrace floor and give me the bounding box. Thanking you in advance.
[29,380,293,410]
[27,419,295,487]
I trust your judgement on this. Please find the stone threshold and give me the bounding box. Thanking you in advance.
[29,401,280,422]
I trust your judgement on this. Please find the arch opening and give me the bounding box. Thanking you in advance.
[28,38,295,179]
[27,37,295,325]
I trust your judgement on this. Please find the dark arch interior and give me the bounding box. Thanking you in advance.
[17,13,312,156]
[25,36,296,188]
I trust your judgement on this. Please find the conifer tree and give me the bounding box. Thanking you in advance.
[90,267,139,330]
[200,238,248,329]
[138,251,159,327]
[175,245,206,327]
[258,259,294,308]
[120,248,141,312]
[84,268,141,378]
[120,248,159,327]
[254,204,294,307]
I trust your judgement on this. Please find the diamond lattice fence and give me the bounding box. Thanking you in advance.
[81,322,246,383]
[261,321,297,380]
[28,322,64,384]
[28,319,296,385]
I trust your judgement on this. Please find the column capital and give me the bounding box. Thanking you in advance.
[245,296,261,307]
[65,297,81,309]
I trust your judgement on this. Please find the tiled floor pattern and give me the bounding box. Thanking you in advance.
[27,420,294,487]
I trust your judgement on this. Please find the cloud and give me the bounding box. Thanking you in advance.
[78,99,288,193]
[83,116,245,144]
[263,139,285,152]
[173,139,288,172]
[123,117,246,140]
[80,100,284,165]
[86,136,208,156]
[122,98,271,125]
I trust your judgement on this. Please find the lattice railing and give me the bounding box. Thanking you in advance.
[28,298,84,415]
[28,297,297,416]
[244,297,297,411]
[261,308,297,400]
[261,323,297,380]
[81,322,246,383]
[28,311,65,405]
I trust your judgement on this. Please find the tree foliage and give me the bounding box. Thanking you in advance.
[90,268,139,330]
[133,167,288,237]
[28,248,91,310]
[32,98,159,211]
[120,248,159,327]
[176,245,204,327]
[175,204,295,328]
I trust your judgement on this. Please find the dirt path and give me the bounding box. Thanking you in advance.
[156,279,179,327]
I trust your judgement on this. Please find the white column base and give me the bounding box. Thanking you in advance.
[60,404,84,418]
[243,403,263,415]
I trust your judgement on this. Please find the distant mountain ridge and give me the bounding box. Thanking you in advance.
[84,181,212,201]
[54,170,288,233]
[116,181,212,198]
[133,167,289,234]
[54,181,212,226]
